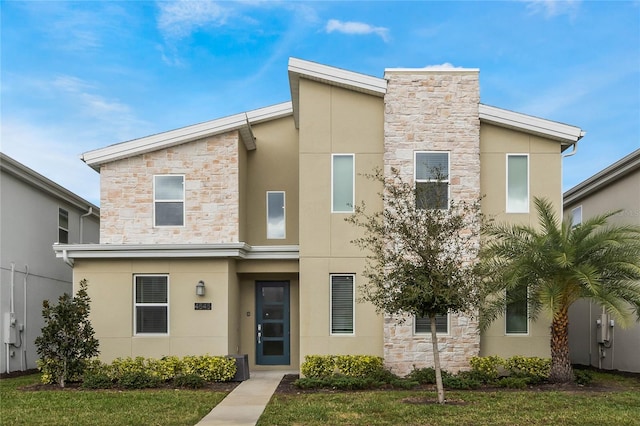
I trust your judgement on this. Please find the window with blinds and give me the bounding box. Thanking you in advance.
[330,274,354,335]
[415,151,449,210]
[134,275,168,335]
[414,314,449,334]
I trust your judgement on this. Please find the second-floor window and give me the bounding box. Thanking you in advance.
[58,208,69,243]
[332,154,354,213]
[415,151,449,209]
[571,206,582,227]
[507,154,529,213]
[154,175,184,227]
[267,191,286,239]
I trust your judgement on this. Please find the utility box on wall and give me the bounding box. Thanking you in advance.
[228,354,250,381]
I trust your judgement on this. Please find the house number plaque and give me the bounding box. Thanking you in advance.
[194,303,212,310]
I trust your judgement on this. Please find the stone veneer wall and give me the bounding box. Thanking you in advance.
[382,69,481,375]
[100,133,239,244]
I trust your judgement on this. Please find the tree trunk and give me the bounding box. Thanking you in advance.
[549,307,573,383]
[430,315,445,404]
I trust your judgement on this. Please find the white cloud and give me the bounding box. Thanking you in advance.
[157,0,230,39]
[422,63,466,70]
[325,19,390,42]
[525,0,581,18]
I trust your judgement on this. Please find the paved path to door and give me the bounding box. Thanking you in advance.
[196,371,294,426]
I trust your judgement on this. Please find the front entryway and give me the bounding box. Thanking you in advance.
[255,281,290,365]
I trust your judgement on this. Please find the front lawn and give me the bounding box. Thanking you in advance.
[0,374,231,426]
[258,371,640,426]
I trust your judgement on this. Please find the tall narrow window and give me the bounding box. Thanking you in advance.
[267,191,286,239]
[154,175,184,226]
[330,274,354,335]
[571,206,582,227]
[134,275,169,335]
[415,314,449,334]
[507,155,529,213]
[58,208,69,243]
[415,151,449,209]
[506,287,528,334]
[332,154,354,213]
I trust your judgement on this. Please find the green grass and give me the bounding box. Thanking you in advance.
[0,374,229,426]
[258,372,640,426]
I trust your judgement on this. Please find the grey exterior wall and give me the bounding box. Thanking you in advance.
[564,149,640,373]
[1,154,99,373]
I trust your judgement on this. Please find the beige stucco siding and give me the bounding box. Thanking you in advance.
[73,258,237,362]
[245,116,299,246]
[479,123,563,359]
[99,133,240,244]
[298,79,385,363]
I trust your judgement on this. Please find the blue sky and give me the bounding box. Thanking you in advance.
[2,0,639,207]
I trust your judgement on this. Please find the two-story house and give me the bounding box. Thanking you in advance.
[53,58,584,375]
[1,153,99,374]
[564,149,640,373]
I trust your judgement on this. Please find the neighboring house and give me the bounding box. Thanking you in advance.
[1,153,99,373]
[52,58,584,375]
[564,149,640,373]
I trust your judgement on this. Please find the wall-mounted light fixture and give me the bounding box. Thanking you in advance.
[196,280,206,296]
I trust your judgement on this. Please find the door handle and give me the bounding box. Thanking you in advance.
[257,332,262,344]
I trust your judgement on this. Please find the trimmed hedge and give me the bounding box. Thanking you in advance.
[301,355,384,379]
[469,355,552,384]
[81,355,236,389]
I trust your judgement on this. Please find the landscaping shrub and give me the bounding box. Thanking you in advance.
[334,355,384,378]
[81,368,113,389]
[504,356,550,384]
[300,355,336,378]
[119,370,161,389]
[181,355,236,382]
[443,371,481,389]
[469,355,503,383]
[407,366,453,384]
[573,369,594,385]
[173,373,206,389]
[497,376,530,389]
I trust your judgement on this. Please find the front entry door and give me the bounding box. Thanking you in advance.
[256,281,290,365]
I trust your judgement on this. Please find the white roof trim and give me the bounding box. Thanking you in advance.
[564,148,640,206]
[82,102,292,171]
[1,153,99,216]
[479,104,585,144]
[53,243,300,261]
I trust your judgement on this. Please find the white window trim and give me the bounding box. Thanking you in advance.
[414,151,451,210]
[413,314,450,336]
[506,154,530,214]
[505,287,529,335]
[331,154,355,213]
[266,191,286,239]
[133,274,170,336]
[58,207,69,244]
[571,205,583,227]
[329,273,355,336]
[153,175,186,228]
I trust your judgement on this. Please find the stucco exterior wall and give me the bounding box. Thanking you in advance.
[72,258,237,362]
[478,124,563,359]
[298,79,385,364]
[99,133,240,244]
[382,69,481,375]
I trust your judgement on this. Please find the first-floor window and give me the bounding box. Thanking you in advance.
[58,208,69,243]
[506,287,528,334]
[414,314,449,334]
[330,274,354,335]
[134,275,168,335]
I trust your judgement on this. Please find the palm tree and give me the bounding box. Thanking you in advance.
[480,197,640,383]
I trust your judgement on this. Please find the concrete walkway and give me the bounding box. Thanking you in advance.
[196,371,293,426]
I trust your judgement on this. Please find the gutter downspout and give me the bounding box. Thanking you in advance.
[80,206,93,243]
[22,265,29,371]
[62,250,74,268]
